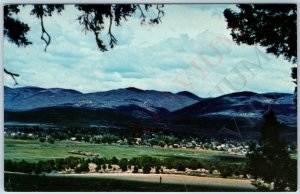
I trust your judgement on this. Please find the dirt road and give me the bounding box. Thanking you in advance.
[59,173,256,190]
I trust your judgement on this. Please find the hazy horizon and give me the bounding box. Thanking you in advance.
[4,84,294,98]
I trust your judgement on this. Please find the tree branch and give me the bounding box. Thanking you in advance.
[40,15,51,52]
[4,68,19,85]
[137,5,146,24]
[107,14,117,48]
[156,4,164,21]
[149,4,164,24]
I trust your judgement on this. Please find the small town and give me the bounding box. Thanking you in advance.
[4,127,252,155]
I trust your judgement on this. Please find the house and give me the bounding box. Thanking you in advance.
[173,144,179,148]
[117,140,123,144]
[134,138,142,145]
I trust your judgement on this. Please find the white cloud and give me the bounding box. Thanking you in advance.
[4,4,295,97]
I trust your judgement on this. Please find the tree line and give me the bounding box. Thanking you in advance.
[4,155,246,178]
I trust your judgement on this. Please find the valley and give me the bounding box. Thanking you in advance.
[4,86,297,192]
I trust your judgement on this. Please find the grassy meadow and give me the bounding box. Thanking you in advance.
[4,138,246,164]
[4,138,251,191]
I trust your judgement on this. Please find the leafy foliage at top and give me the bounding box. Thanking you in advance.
[224,4,297,64]
[4,4,164,52]
[4,5,31,47]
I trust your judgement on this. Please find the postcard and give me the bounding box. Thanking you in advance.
[3,3,297,192]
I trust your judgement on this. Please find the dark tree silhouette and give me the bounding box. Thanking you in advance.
[75,4,164,52]
[4,4,164,84]
[291,66,297,104]
[260,111,281,144]
[4,5,31,46]
[30,5,64,52]
[246,111,297,191]
[225,5,298,189]
[224,4,297,103]
[118,158,128,171]
[224,4,296,63]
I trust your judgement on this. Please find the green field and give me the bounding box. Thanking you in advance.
[4,138,246,163]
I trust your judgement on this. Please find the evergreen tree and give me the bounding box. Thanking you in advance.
[119,158,128,172]
[142,164,151,174]
[246,111,297,191]
[224,4,296,63]
[132,166,139,173]
[102,164,107,171]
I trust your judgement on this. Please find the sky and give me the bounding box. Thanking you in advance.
[3,4,295,97]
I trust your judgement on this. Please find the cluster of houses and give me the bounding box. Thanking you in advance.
[5,129,250,155]
[165,141,249,155]
[130,136,250,155]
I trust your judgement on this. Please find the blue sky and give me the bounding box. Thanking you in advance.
[4,4,295,97]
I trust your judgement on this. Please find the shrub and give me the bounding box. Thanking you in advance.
[128,157,138,166]
[102,164,107,171]
[174,160,186,171]
[93,158,104,166]
[220,165,234,178]
[143,164,151,174]
[101,133,119,144]
[96,165,101,172]
[110,156,119,164]
[34,163,43,174]
[132,166,139,173]
[163,158,174,169]
[18,160,34,173]
[47,137,55,144]
[4,160,15,172]
[75,162,89,173]
[186,159,198,170]
[119,158,128,171]
[39,137,46,143]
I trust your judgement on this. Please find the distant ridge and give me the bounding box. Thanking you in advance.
[4,85,200,112]
[177,91,202,100]
[4,86,296,139]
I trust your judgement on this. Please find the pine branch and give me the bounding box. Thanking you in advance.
[40,15,51,52]
[4,68,19,85]
[107,14,117,48]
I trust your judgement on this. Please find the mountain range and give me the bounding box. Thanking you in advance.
[4,86,200,112]
[4,86,297,139]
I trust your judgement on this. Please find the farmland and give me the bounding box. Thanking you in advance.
[4,138,246,164]
[4,137,253,191]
